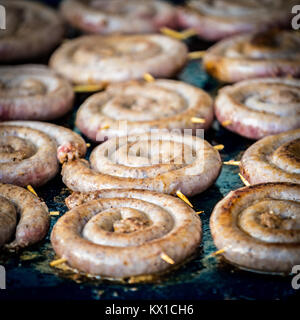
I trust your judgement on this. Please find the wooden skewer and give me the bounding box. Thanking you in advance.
[221,120,232,127]
[214,144,224,151]
[160,252,175,265]
[196,211,204,214]
[86,143,91,147]
[181,28,198,38]
[238,173,250,186]
[99,124,110,130]
[144,73,155,82]
[176,190,193,208]
[160,27,197,40]
[188,51,206,60]
[223,160,240,166]
[50,211,60,216]
[49,258,67,267]
[27,185,38,197]
[211,248,226,257]
[73,84,105,93]
[191,117,206,124]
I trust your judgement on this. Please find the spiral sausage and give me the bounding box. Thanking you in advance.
[240,129,300,185]
[177,0,294,41]
[60,0,177,34]
[0,183,49,249]
[210,183,300,274]
[76,80,213,141]
[0,121,87,187]
[51,189,201,278]
[50,34,188,85]
[215,78,300,139]
[0,65,74,121]
[0,0,64,62]
[203,30,300,83]
[62,132,222,196]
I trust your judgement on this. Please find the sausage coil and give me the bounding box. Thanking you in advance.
[215,78,300,139]
[62,132,222,196]
[51,189,201,278]
[60,0,177,34]
[76,80,213,141]
[203,30,300,83]
[0,121,87,187]
[0,0,64,62]
[240,129,300,185]
[50,34,188,84]
[210,183,300,274]
[0,183,49,249]
[0,65,74,121]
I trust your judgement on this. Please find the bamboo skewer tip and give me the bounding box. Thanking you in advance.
[176,190,193,208]
[27,185,38,197]
[50,211,60,216]
[223,160,240,166]
[191,117,206,124]
[214,144,224,151]
[143,73,155,82]
[160,252,175,265]
[49,258,67,267]
[238,173,250,186]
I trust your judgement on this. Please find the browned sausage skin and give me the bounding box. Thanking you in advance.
[51,189,201,278]
[210,183,300,274]
[0,183,49,250]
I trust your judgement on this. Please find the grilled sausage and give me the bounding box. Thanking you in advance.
[62,132,222,197]
[215,78,300,139]
[177,0,293,41]
[60,0,177,34]
[0,183,49,249]
[203,30,300,83]
[240,129,300,185]
[0,121,87,187]
[0,65,74,121]
[210,183,300,274]
[50,34,188,85]
[76,79,213,141]
[51,189,201,278]
[0,0,64,62]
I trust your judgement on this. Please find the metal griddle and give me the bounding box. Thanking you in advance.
[0,0,299,301]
